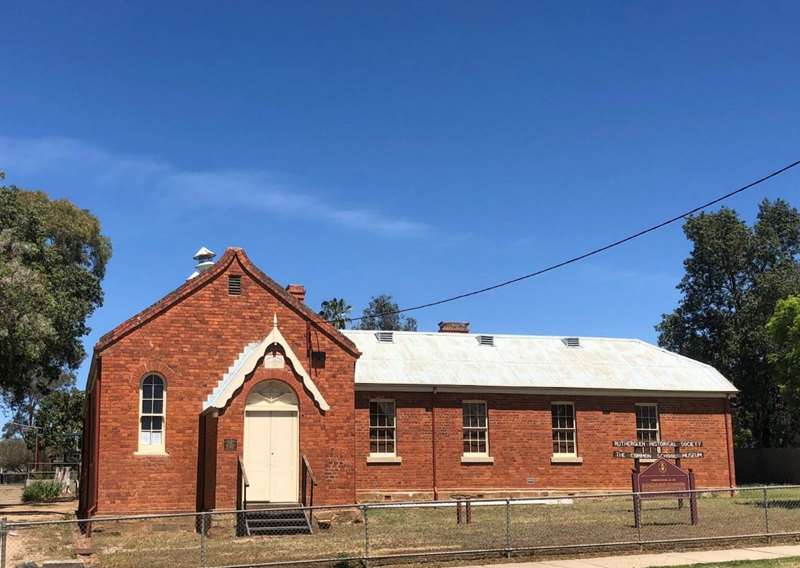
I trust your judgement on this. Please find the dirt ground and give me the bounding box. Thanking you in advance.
[1,500,79,565]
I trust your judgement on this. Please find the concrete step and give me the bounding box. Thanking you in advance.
[242,504,311,536]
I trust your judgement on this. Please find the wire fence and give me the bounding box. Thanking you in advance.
[0,462,80,484]
[4,486,800,568]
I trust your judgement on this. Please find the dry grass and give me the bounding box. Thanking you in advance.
[9,488,800,568]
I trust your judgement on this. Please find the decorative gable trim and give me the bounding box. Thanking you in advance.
[203,315,330,412]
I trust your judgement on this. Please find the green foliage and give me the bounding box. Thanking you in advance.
[22,479,62,503]
[658,199,800,448]
[0,438,33,471]
[0,185,111,404]
[33,388,85,462]
[767,295,800,408]
[319,297,352,330]
[357,294,417,331]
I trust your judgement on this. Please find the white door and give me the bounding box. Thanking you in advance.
[266,411,298,501]
[243,381,299,503]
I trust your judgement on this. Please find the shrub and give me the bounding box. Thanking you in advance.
[22,480,62,502]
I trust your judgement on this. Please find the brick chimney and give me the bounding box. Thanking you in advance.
[438,321,470,333]
[286,284,306,304]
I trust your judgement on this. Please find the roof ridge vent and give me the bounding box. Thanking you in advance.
[562,337,581,347]
[187,246,216,280]
[477,334,495,346]
[375,331,394,343]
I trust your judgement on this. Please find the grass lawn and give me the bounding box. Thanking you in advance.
[9,488,800,568]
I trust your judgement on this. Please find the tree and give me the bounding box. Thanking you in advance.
[766,295,800,445]
[319,297,352,330]
[658,199,800,448]
[358,294,417,331]
[0,186,111,408]
[0,439,33,471]
[10,388,85,463]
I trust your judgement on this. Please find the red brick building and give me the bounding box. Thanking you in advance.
[78,247,737,517]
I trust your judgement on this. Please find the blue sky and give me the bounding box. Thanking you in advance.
[2,2,800,390]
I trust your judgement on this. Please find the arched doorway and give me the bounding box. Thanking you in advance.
[243,380,299,503]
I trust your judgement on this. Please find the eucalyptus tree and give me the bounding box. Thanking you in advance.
[658,199,800,447]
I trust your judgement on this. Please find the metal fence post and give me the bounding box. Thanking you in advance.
[362,504,370,567]
[0,517,7,568]
[763,486,770,542]
[200,513,207,568]
[505,499,511,558]
[635,493,642,550]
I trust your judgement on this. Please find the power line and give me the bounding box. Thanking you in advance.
[340,158,800,325]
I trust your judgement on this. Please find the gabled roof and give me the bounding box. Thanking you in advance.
[342,330,737,396]
[94,248,359,356]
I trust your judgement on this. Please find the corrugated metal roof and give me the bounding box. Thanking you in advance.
[342,331,737,395]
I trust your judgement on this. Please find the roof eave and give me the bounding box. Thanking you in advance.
[353,382,737,398]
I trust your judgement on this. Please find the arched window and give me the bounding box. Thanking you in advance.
[139,374,166,453]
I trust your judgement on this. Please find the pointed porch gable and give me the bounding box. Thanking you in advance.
[203,315,330,412]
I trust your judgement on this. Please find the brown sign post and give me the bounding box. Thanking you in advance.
[613,440,702,528]
[631,458,698,528]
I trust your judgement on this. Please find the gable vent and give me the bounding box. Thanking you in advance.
[228,275,242,296]
[375,331,394,343]
[477,335,495,346]
[562,337,580,347]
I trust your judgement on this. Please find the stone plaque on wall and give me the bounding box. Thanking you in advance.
[224,439,237,451]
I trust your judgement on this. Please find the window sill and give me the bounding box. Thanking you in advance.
[551,455,583,464]
[461,455,494,464]
[134,449,169,457]
[367,454,402,464]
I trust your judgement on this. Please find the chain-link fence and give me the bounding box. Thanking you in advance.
[4,486,800,567]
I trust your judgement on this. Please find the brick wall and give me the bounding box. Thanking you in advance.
[93,254,357,514]
[355,391,734,501]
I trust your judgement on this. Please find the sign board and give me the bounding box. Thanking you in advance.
[613,440,703,448]
[613,451,704,459]
[637,458,690,498]
[612,440,704,461]
[631,458,698,527]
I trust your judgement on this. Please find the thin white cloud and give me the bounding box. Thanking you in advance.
[0,136,434,239]
[161,169,431,238]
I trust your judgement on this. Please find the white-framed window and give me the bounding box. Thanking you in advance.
[551,402,577,456]
[138,374,166,454]
[462,401,489,456]
[635,403,660,445]
[369,399,396,455]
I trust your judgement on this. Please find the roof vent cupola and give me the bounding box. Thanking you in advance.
[187,246,216,280]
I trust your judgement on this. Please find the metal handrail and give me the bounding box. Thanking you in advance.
[238,457,249,489]
[236,457,249,512]
[302,455,316,488]
[301,455,317,509]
